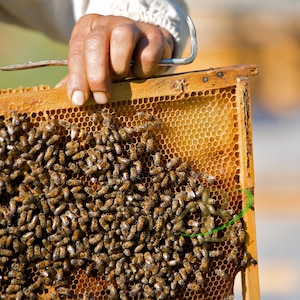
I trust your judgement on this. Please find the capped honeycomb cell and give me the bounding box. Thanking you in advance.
[0,65,259,299]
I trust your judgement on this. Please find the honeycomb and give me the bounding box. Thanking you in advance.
[0,65,259,299]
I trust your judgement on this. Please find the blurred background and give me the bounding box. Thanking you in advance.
[0,0,299,299]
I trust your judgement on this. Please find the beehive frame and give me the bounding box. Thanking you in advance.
[0,64,259,299]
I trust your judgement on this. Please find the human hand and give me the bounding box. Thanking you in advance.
[62,14,174,106]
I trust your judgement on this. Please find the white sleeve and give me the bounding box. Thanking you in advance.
[72,0,189,58]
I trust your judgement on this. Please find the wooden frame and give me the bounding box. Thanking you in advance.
[0,64,260,299]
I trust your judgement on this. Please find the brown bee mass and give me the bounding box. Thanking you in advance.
[0,66,258,300]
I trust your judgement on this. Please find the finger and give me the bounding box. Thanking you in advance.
[84,22,111,104]
[67,16,92,106]
[156,27,174,75]
[109,23,139,80]
[131,26,166,78]
[154,40,173,75]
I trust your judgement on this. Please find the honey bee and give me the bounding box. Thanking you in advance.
[125,281,141,297]
[65,178,81,187]
[238,228,246,243]
[240,251,251,267]
[209,250,223,258]
[187,219,200,228]
[204,215,215,232]
[215,268,228,279]
[155,216,164,232]
[32,245,41,261]
[135,215,146,232]
[128,166,137,182]
[35,259,50,270]
[201,173,215,184]
[18,211,27,227]
[27,143,42,157]
[44,144,56,162]
[109,253,123,261]
[187,282,201,292]
[45,134,60,146]
[227,247,239,264]
[178,267,188,282]
[145,137,154,153]
[47,230,62,244]
[135,183,146,192]
[33,224,42,239]
[166,157,179,170]
[26,245,34,261]
[152,171,164,183]
[183,259,193,274]
[68,123,79,140]
[78,218,87,231]
[116,126,129,141]
[26,127,37,145]
[175,271,186,286]
[14,290,24,300]
[199,257,209,272]
[21,232,34,244]
[25,209,34,223]
[71,150,86,161]
[0,236,7,249]
[92,240,103,254]
[141,284,155,299]
[41,238,52,252]
[173,219,184,232]
[10,168,22,180]
[0,248,13,257]
[159,175,169,188]
[127,145,137,162]
[22,173,36,185]
[86,163,99,177]
[10,277,26,286]
[27,215,38,231]
[55,267,64,281]
[65,244,76,258]
[70,258,85,267]
[74,192,86,202]
[53,203,66,217]
[166,258,177,267]
[143,251,153,265]
[176,171,187,183]
[90,111,102,124]
[133,160,142,175]
[134,242,145,253]
[87,217,98,233]
[57,287,71,297]
[195,269,205,285]
[113,258,124,276]
[112,142,121,155]
[59,245,67,260]
[207,203,216,215]
[52,246,60,261]
[6,284,22,294]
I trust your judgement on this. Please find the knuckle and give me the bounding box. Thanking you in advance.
[88,74,106,90]
[111,23,137,43]
[147,26,165,44]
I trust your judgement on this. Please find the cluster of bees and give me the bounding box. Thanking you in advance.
[0,109,248,299]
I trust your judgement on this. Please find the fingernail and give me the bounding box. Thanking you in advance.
[72,90,85,106]
[94,92,108,104]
